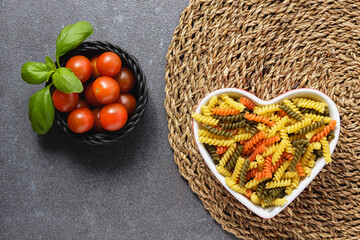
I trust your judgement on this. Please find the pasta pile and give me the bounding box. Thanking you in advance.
[192,94,336,208]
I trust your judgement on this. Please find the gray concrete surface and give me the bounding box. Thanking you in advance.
[0,1,239,239]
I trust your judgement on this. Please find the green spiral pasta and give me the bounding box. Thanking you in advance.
[327,130,335,141]
[204,144,220,165]
[212,113,245,122]
[220,120,246,130]
[203,124,233,138]
[298,119,325,135]
[279,104,303,121]
[231,157,246,181]
[224,144,244,170]
[262,187,286,207]
[288,145,303,172]
[249,124,259,135]
[238,158,250,187]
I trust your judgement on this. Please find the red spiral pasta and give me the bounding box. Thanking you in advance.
[263,156,273,179]
[246,168,259,180]
[216,146,228,154]
[296,162,305,177]
[246,189,252,199]
[310,120,336,143]
[243,131,266,154]
[255,171,269,180]
[244,112,275,127]
[240,97,255,111]
[249,143,267,162]
[277,109,288,117]
[239,140,248,145]
[212,108,240,116]
[262,135,281,146]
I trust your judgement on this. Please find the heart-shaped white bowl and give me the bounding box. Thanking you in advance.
[192,88,340,219]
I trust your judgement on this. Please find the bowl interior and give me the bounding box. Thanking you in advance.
[192,88,340,218]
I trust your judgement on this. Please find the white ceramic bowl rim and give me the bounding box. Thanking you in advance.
[192,88,340,219]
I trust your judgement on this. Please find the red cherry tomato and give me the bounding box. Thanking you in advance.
[92,108,104,132]
[116,93,137,116]
[76,98,90,109]
[90,55,101,79]
[100,103,128,131]
[65,55,92,83]
[113,68,135,92]
[52,89,79,113]
[85,82,102,107]
[96,52,122,77]
[67,108,95,133]
[92,77,120,104]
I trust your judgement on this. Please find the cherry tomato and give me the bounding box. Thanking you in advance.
[90,55,101,79]
[52,89,79,113]
[100,103,128,131]
[76,98,90,109]
[65,55,92,83]
[116,93,137,116]
[67,108,95,133]
[92,108,104,132]
[96,52,122,77]
[113,68,135,92]
[92,76,120,104]
[85,82,102,107]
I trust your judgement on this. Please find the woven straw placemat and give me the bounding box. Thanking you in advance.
[165,0,360,239]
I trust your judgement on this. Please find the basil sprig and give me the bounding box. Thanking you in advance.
[21,21,93,134]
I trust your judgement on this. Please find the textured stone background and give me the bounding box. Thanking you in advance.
[0,0,238,239]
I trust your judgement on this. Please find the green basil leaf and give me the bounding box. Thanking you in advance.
[29,85,55,135]
[55,21,93,63]
[21,62,54,85]
[52,67,83,93]
[45,56,56,70]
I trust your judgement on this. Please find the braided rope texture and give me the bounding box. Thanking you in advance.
[54,41,147,144]
[164,1,360,239]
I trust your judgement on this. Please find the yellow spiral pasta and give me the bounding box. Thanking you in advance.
[207,95,218,109]
[286,118,312,134]
[320,137,332,163]
[220,94,246,112]
[272,140,287,164]
[303,166,312,176]
[265,179,292,189]
[201,105,212,116]
[273,160,291,181]
[231,157,246,181]
[270,198,288,206]
[250,193,263,205]
[304,113,332,124]
[291,174,300,189]
[282,172,298,179]
[256,155,265,169]
[249,161,258,170]
[257,123,268,132]
[218,101,232,109]
[192,113,219,126]
[198,136,234,147]
[263,143,279,157]
[253,104,280,115]
[280,128,294,153]
[216,165,232,177]
[245,178,266,189]
[198,129,229,140]
[296,98,326,113]
[219,143,237,167]
[234,133,253,141]
[268,116,289,137]
[269,114,282,122]
[225,177,247,194]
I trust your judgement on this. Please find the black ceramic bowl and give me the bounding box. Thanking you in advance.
[51,41,147,145]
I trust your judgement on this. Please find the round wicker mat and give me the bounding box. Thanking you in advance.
[165,0,360,239]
